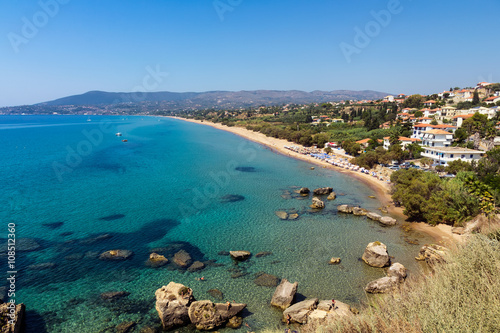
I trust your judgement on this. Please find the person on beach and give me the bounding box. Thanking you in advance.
[331,299,336,309]
[286,314,291,325]
[226,301,231,311]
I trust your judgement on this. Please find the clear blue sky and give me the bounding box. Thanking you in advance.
[1,0,499,106]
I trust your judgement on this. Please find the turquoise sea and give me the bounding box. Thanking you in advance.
[0,115,430,332]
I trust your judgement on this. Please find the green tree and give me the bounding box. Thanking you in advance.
[472,90,480,105]
[403,95,424,109]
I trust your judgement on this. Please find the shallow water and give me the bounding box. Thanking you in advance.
[0,115,430,332]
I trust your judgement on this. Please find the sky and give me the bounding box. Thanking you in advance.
[1,0,499,107]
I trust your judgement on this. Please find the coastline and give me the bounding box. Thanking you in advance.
[167,116,461,245]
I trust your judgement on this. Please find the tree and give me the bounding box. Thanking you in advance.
[414,110,423,118]
[445,160,474,175]
[403,95,424,109]
[454,127,468,144]
[407,142,423,159]
[430,118,438,125]
[472,90,480,105]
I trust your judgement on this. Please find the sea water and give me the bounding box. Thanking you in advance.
[0,115,430,332]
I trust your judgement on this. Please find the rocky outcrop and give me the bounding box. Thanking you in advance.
[147,253,169,267]
[310,197,325,209]
[313,187,333,195]
[387,262,407,281]
[352,207,368,216]
[99,249,133,260]
[0,302,25,333]
[337,205,353,213]
[275,211,289,220]
[173,250,192,268]
[415,244,448,265]
[188,300,246,330]
[282,298,318,324]
[229,251,251,261]
[187,261,205,272]
[365,276,400,294]
[362,242,390,268]
[254,273,280,287]
[155,282,195,330]
[299,187,310,195]
[328,257,341,265]
[327,192,337,200]
[271,279,298,310]
[366,212,382,221]
[304,300,354,328]
[379,216,397,226]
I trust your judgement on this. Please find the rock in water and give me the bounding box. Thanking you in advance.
[288,213,299,220]
[366,212,382,221]
[337,205,353,213]
[188,300,246,330]
[283,298,319,324]
[100,291,130,300]
[362,241,391,268]
[275,211,289,220]
[255,251,272,258]
[155,282,194,330]
[229,250,251,261]
[99,249,133,260]
[116,321,136,333]
[271,279,298,310]
[328,257,341,265]
[173,250,192,268]
[147,253,169,267]
[365,276,400,294]
[379,216,397,226]
[207,289,224,300]
[220,194,245,203]
[310,197,325,209]
[313,187,333,195]
[387,263,407,281]
[254,273,280,287]
[226,316,243,328]
[327,192,337,200]
[299,187,310,194]
[352,207,368,216]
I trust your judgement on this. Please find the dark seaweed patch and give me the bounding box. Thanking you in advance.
[42,222,64,229]
[235,166,256,172]
[220,194,245,203]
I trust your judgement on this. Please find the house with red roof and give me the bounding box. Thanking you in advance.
[383,136,421,150]
[485,96,500,105]
[421,129,454,147]
[452,114,475,127]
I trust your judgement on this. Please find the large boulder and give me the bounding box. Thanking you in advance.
[271,279,298,310]
[188,300,246,331]
[229,250,251,261]
[299,187,310,195]
[365,276,400,294]
[415,244,448,265]
[99,249,133,261]
[155,282,195,330]
[337,205,353,214]
[366,212,382,221]
[0,302,25,333]
[387,263,407,281]
[305,300,353,327]
[310,197,325,209]
[282,298,319,324]
[379,216,397,226]
[147,253,169,267]
[313,187,333,195]
[173,250,192,268]
[362,242,391,268]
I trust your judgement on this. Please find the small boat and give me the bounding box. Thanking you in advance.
[122,139,128,142]
[115,133,122,136]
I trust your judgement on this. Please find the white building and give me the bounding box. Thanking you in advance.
[421,129,454,147]
[422,147,484,165]
[383,136,421,150]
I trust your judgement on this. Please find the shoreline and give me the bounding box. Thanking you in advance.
[167,116,461,245]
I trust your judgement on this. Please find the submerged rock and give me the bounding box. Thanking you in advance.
[275,211,289,220]
[116,321,136,333]
[271,279,298,310]
[187,261,205,272]
[188,300,246,331]
[288,213,299,220]
[99,214,125,221]
[313,187,333,195]
[362,242,390,268]
[207,289,224,300]
[99,249,133,261]
[155,282,195,330]
[226,316,243,328]
[255,251,273,258]
[254,273,280,287]
[42,221,64,229]
[147,253,169,267]
[173,250,192,268]
[27,262,56,270]
[1,238,40,252]
[101,291,130,300]
[220,194,245,203]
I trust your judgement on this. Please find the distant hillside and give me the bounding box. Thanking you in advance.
[38,89,390,110]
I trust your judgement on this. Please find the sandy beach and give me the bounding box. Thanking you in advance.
[168,116,463,245]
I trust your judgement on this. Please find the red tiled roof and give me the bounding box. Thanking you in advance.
[452,114,474,119]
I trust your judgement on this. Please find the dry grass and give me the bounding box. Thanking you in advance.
[263,235,500,333]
